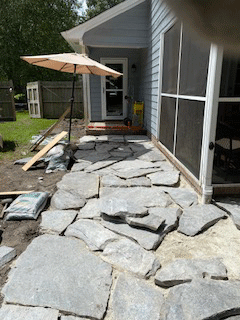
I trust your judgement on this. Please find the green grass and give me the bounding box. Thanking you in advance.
[0,111,56,161]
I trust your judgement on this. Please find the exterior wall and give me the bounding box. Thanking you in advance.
[89,47,143,121]
[83,1,149,48]
[143,0,175,137]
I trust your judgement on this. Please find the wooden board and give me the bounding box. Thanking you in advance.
[30,106,70,151]
[22,131,68,171]
[0,191,34,196]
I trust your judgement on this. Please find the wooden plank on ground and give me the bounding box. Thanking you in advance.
[0,191,34,196]
[30,106,70,151]
[22,131,68,171]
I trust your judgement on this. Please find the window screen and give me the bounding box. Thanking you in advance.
[220,57,240,97]
[162,23,181,94]
[175,99,205,178]
[159,97,176,153]
[179,29,210,97]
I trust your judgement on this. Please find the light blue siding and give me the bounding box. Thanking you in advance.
[142,0,175,137]
[89,47,143,121]
[84,1,149,48]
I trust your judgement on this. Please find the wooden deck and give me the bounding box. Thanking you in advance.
[86,121,146,135]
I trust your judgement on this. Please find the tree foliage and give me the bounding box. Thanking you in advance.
[0,0,81,91]
[83,0,124,20]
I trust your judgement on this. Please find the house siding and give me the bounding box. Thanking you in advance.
[89,47,143,121]
[143,0,175,137]
[83,1,149,48]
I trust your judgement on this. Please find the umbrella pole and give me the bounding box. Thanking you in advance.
[68,64,77,143]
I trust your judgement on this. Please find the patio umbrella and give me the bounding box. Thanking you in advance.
[21,53,123,142]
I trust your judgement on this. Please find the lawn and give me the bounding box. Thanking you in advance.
[0,111,56,161]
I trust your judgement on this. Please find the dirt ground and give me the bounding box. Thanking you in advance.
[0,119,86,304]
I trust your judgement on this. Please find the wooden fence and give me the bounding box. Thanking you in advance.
[27,80,83,119]
[0,81,16,121]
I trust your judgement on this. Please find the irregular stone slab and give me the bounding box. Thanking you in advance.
[108,135,125,142]
[40,210,77,235]
[0,246,16,268]
[125,213,165,231]
[57,172,99,199]
[109,146,133,158]
[124,135,150,143]
[2,235,112,319]
[71,160,91,172]
[101,175,127,187]
[61,316,88,320]
[115,167,162,179]
[77,198,101,219]
[102,238,160,278]
[85,159,118,173]
[100,197,148,218]
[111,159,161,171]
[127,177,151,187]
[77,142,95,150]
[100,187,172,208]
[137,149,166,162]
[65,219,119,250]
[74,150,111,163]
[0,305,59,320]
[147,170,180,186]
[79,136,96,143]
[216,200,240,229]
[148,207,182,240]
[164,187,198,207]
[101,220,161,250]
[112,273,164,320]
[95,135,109,142]
[51,189,86,210]
[155,258,227,288]
[178,204,226,236]
[95,143,115,154]
[161,279,240,320]
[159,161,175,171]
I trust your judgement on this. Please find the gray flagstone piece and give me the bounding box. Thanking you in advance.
[51,189,86,210]
[216,201,240,229]
[111,159,161,171]
[100,197,148,218]
[136,149,166,162]
[125,213,165,231]
[101,175,127,187]
[61,316,88,320]
[115,167,162,179]
[74,150,111,163]
[112,273,164,320]
[147,170,180,186]
[102,238,160,278]
[95,135,109,141]
[65,219,119,250]
[95,143,116,153]
[57,172,99,199]
[79,136,96,143]
[148,207,182,241]
[159,161,175,171]
[0,246,16,268]
[164,187,198,207]
[161,279,240,320]
[107,135,125,142]
[77,198,101,219]
[178,204,226,236]
[101,220,161,250]
[91,167,117,176]
[76,142,95,150]
[124,135,150,143]
[100,187,172,208]
[71,160,91,171]
[155,258,228,288]
[0,305,59,320]
[2,235,112,319]
[85,159,118,173]
[127,177,151,187]
[40,210,77,235]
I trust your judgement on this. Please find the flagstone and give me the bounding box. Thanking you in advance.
[147,170,180,186]
[0,305,59,320]
[127,176,151,187]
[0,246,16,269]
[178,204,227,236]
[137,149,166,162]
[76,142,95,150]
[101,175,127,187]
[77,198,101,219]
[112,273,164,320]
[164,187,198,207]
[40,210,77,235]
[102,238,160,278]
[74,150,111,162]
[216,200,240,229]
[2,235,112,320]
[71,160,91,171]
[51,189,86,210]
[125,213,165,231]
[85,159,118,173]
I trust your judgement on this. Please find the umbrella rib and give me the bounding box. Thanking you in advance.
[30,58,50,65]
[59,63,68,72]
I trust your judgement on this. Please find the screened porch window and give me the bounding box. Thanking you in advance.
[159,23,210,179]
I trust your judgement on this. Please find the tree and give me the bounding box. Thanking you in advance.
[0,0,81,92]
[83,0,124,20]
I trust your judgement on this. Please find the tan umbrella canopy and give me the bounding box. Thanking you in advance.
[21,53,122,141]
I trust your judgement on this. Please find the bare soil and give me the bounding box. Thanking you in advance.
[0,118,86,303]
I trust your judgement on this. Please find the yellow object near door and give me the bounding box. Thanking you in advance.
[133,102,144,127]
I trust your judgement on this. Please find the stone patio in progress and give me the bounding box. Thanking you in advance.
[2,135,240,320]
